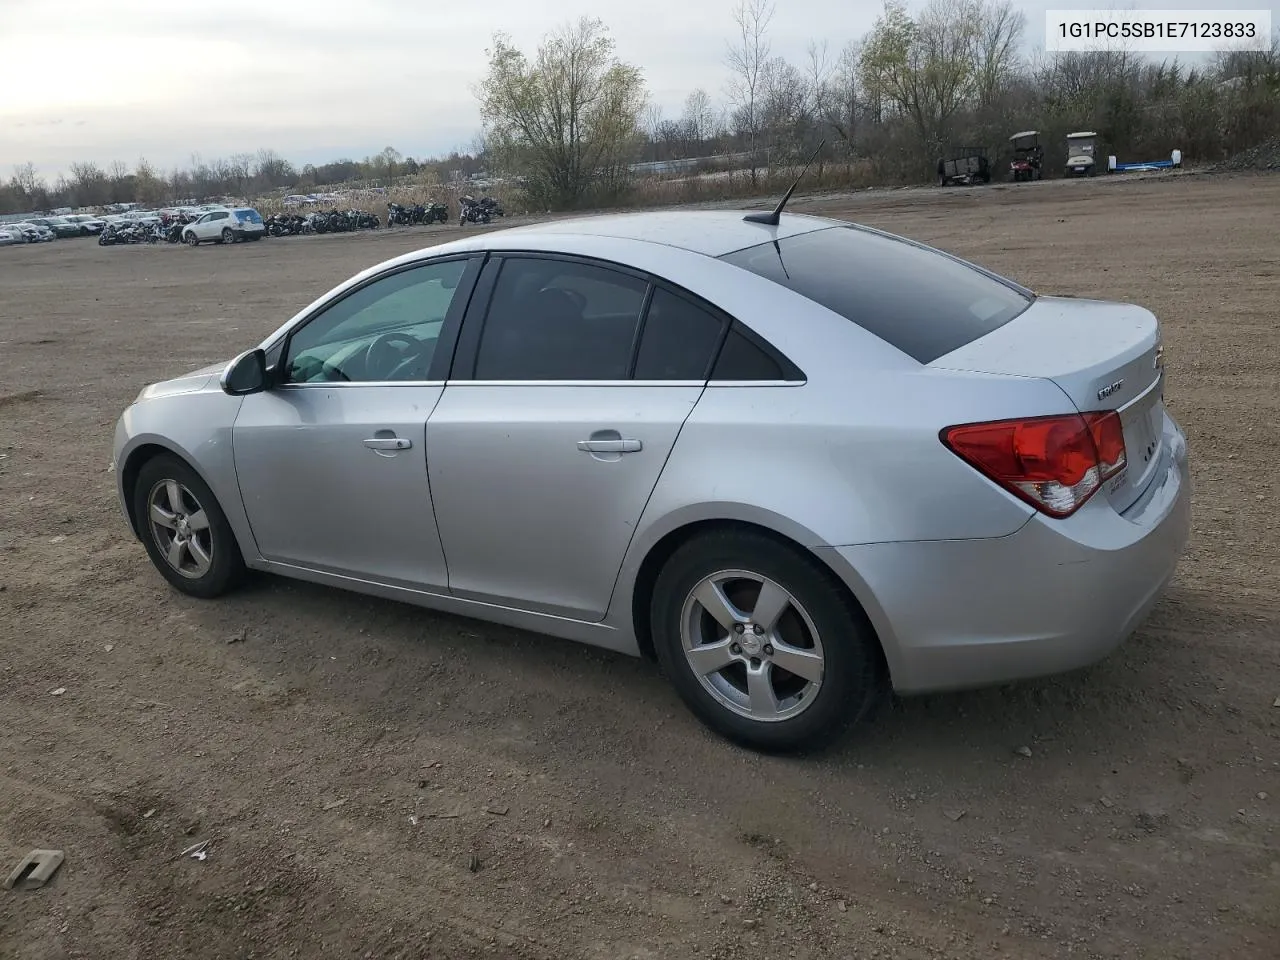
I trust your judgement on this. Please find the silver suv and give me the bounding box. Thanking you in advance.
[181,208,266,246]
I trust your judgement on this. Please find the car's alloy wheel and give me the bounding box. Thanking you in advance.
[221,228,235,244]
[651,529,883,753]
[186,233,198,246]
[132,454,245,598]
[679,570,825,723]
[147,479,214,580]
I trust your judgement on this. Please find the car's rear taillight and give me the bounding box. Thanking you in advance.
[941,412,1127,518]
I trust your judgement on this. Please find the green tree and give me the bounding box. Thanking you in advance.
[859,0,977,154]
[477,17,646,209]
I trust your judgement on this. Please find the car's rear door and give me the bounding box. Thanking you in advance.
[425,254,729,621]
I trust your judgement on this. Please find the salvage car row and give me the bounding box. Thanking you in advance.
[0,213,110,244]
[0,202,246,247]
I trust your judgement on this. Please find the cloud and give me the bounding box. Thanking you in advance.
[7,0,1269,179]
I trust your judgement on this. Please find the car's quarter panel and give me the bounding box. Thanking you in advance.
[817,409,1192,693]
[426,384,703,620]
[231,384,450,590]
[620,365,1077,553]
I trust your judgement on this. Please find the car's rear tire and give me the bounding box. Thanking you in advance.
[132,454,246,599]
[221,228,235,244]
[650,529,882,754]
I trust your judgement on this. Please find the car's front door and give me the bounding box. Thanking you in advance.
[191,213,216,240]
[426,254,730,621]
[232,255,481,589]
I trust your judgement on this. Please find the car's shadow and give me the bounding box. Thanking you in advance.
[192,571,1226,783]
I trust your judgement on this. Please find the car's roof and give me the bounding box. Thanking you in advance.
[470,210,842,258]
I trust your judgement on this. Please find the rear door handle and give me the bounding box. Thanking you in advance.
[577,438,642,454]
[363,437,412,450]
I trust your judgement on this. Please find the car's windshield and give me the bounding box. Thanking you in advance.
[719,225,1032,364]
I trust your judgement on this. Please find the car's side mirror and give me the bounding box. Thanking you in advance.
[220,348,267,396]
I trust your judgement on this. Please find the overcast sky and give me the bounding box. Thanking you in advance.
[3,0,1274,180]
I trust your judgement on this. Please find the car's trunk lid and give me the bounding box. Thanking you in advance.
[930,295,1165,514]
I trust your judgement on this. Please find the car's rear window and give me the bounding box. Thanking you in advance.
[235,209,263,222]
[718,225,1032,364]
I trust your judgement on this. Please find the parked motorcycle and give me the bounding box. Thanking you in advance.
[386,201,418,227]
[458,195,492,226]
[159,212,198,243]
[266,213,312,237]
[98,221,149,246]
[310,208,380,233]
[387,201,450,227]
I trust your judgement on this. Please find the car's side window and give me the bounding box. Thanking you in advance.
[711,324,789,381]
[633,287,727,380]
[283,258,471,384]
[473,257,648,380]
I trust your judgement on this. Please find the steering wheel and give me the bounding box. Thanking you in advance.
[363,331,426,380]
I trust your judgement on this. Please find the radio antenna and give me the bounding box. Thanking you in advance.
[743,138,826,226]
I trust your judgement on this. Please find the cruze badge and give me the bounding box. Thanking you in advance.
[1097,379,1125,401]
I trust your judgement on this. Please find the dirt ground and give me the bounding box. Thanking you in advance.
[1,171,1277,960]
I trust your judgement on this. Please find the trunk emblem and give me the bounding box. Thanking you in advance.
[1097,379,1125,401]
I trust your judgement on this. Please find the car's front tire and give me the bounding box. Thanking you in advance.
[132,454,246,599]
[185,232,199,246]
[650,529,883,754]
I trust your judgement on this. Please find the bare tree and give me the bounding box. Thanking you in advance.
[255,148,296,190]
[724,0,775,183]
[364,146,402,186]
[681,88,717,147]
[968,0,1025,108]
[133,157,167,206]
[823,41,863,153]
[760,56,810,162]
[805,40,834,173]
[642,102,664,161]
[68,161,108,206]
[11,162,42,196]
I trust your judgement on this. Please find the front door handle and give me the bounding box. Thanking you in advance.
[363,437,411,450]
[577,438,642,454]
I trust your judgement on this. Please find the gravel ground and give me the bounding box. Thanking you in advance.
[1208,136,1280,172]
[1,170,1277,960]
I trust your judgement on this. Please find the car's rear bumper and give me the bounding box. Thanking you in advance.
[823,410,1191,694]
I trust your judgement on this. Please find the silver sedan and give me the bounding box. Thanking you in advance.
[112,210,1192,752]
